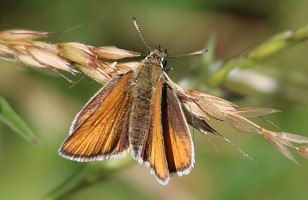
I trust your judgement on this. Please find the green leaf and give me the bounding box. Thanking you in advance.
[0,96,40,145]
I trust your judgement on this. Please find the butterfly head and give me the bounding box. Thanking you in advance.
[146,46,168,68]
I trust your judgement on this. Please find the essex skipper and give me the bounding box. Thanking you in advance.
[58,17,207,185]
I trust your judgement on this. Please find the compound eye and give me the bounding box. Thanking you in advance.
[161,58,167,68]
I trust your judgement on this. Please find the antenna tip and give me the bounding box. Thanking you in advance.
[201,48,208,53]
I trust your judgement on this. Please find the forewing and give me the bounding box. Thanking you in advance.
[59,71,134,161]
[70,77,121,133]
[162,84,194,176]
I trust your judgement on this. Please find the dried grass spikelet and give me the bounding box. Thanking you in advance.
[0,44,15,55]
[26,45,73,72]
[0,30,75,73]
[58,42,141,83]
[263,131,308,164]
[0,29,141,82]
[15,53,46,68]
[0,29,48,41]
[91,46,140,59]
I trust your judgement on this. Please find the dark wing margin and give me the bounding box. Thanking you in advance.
[162,84,194,176]
[58,71,134,162]
[184,109,217,135]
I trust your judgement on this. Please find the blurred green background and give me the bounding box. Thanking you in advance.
[0,0,308,199]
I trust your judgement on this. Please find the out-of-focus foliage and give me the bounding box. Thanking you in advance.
[0,0,308,200]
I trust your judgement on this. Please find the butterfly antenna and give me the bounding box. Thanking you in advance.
[132,17,152,51]
[169,48,208,58]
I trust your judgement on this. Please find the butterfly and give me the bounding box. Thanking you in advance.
[58,17,308,185]
[58,17,211,185]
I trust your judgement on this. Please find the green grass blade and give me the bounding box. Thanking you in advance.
[0,96,40,145]
[207,25,308,87]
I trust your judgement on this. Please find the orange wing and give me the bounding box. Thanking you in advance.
[58,71,134,161]
[142,78,169,184]
[162,84,194,176]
